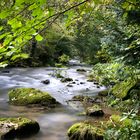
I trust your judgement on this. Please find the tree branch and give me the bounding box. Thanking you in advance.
[10,2,34,20]
[15,0,88,38]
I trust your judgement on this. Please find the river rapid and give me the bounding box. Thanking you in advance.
[0,63,106,140]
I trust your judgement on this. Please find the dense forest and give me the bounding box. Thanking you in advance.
[0,0,140,140]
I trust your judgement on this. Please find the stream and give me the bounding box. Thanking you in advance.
[0,62,106,140]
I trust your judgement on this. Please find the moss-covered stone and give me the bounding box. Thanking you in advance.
[0,117,40,139]
[86,105,104,117]
[111,78,137,99]
[67,122,104,140]
[8,88,59,106]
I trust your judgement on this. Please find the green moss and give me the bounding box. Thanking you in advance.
[111,78,137,98]
[0,117,35,127]
[68,122,104,140]
[8,88,58,106]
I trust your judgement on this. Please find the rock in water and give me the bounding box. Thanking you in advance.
[76,69,86,72]
[86,105,104,117]
[41,79,50,85]
[8,88,59,107]
[0,117,40,139]
[61,78,73,82]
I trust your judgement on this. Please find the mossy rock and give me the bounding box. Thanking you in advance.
[86,105,104,117]
[61,77,73,82]
[68,122,104,140]
[98,90,108,97]
[0,117,40,139]
[111,78,137,99]
[8,88,59,106]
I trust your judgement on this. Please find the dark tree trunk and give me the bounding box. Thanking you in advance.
[30,36,37,58]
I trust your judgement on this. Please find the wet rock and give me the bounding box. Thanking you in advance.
[86,88,89,91]
[1,70,10,73]
[67,84,73,87]
[75,79,79,81]
[8,88,59,107]
[68,122,104,140]
[87,79,94,82]
[72,81,76,84]
[86,105,104,117]
[61,78,73,82]
[0,117,40,139]
[94,82,99,85]
[41,79,50,85]
[76,69,86,72]
[80,82,85,84]
[97,85,100,88]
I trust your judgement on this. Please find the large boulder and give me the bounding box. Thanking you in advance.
[67,122,104,140]
[0,117,40,139]
[86,105,104,117]
[8,88,59,106]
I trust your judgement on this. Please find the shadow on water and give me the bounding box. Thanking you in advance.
[0,65,106,140]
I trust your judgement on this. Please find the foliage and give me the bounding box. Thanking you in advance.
[90,62,137,86]
[104,113,140,140]
[58,54,70,64]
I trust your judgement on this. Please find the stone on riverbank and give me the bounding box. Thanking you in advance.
[8,88,59,106]
[68,122,104,140]
[0,117,40,139]
[86,105,104,117]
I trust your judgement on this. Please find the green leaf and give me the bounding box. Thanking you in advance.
[11,53,29,61]
[0,10,9,19]
[28,3,38,10]
[8,19,22,29]
[35,34,43,41]
[0,62,8,68]
[0,26,3,31]
[3,35,13,46]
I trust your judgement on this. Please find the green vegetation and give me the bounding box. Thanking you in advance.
[8,88,59,106]
[0,0,140,139]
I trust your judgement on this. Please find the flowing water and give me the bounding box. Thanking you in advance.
[0,63,106,140]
